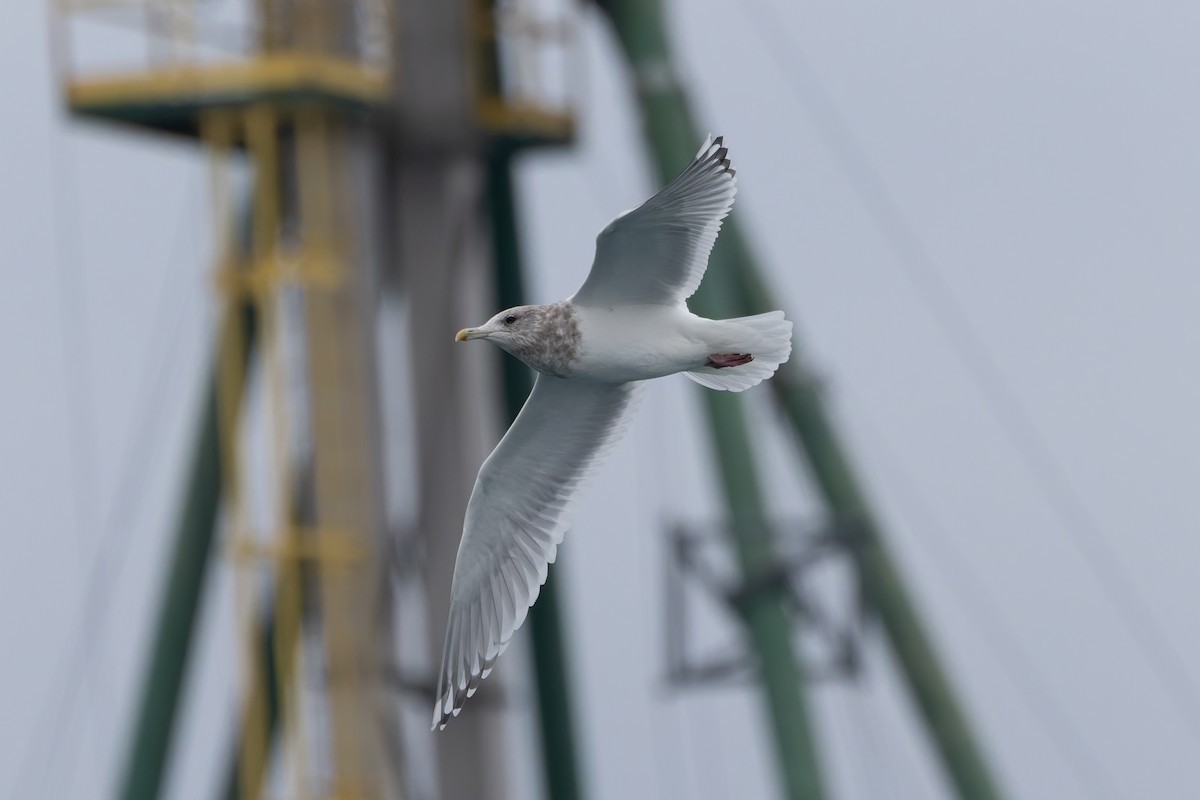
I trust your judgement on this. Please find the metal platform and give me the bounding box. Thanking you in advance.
[57,0,576,146]
[476,97,574,150]
[65,53,390,136]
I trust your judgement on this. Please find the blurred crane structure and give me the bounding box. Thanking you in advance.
[594,2,1006,799]
[56,1,577,798]
[51,1,1008,799]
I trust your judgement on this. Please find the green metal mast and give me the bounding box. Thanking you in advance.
[591,3,828,798]
[731,192,1006,800]
[595,2,1006,799]
[487,148,587,800]
[690,369,827,800]
[117,305,255,800]
[476,0,589,791]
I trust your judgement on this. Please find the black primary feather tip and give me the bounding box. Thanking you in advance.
[707,134,735,177]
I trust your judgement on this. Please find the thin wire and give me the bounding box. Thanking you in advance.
[822,629,901,800]
[680,694,733,800]
[28,104,102,800]
[739,0,1200,741]
[47,72,97,587]
[841,671,896,800]
[644,686,684,800]
[665,693,704,800]
[855,641,944,800]
[820,683,873,800]
[848,400,1124,799]
[10,176,202,800]
[14,229,194,799]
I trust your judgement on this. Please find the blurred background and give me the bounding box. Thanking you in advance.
[3,1,1200,799]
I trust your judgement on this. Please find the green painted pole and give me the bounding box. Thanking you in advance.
[594,2,1006,797]
[593,4,826,798]
[731,235,1006,800]
[218,588,290,800]
[691,384,826,800]
[116,304,256,800]
[487,147,587,800]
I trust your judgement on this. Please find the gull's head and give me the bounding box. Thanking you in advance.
[455,302,581,375]
[456,305,539,346]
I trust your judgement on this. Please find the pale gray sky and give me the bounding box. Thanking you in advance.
[3,1,1200,799]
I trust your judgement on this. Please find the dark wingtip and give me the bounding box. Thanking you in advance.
[706,135,734,175]
[697,134,735,180]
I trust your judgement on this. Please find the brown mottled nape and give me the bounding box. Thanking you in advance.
[501,301,582,376]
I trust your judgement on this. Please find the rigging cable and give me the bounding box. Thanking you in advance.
[821,682,875,800]
[737,0,1200,742]
[848,396,1124,799]
[22,114,101,800]
[841,644,912,800]
[10,172,203,800]
[854,642,945,800]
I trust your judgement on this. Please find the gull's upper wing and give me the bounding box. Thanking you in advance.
[571,135,737,308]
[433,375,643,729]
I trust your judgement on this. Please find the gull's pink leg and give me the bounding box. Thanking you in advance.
[707,353,754,368]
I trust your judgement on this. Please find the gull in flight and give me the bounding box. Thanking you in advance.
[434,136,792,729]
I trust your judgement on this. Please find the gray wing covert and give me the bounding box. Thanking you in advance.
[571,136,737,308]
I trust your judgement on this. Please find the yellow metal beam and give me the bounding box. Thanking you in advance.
[65,53,389,134]
[230,530,367,564]
[209,101,396,800]
[475,97,574,144]
[298,108,391,800]
[67,53,388,107]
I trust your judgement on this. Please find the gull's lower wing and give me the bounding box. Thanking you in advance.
[571,135,737,308]
[433,375,644,729]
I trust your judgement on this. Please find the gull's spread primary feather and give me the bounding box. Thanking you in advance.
[435,136,792,730]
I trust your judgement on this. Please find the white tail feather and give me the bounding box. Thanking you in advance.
[684,310,793,392]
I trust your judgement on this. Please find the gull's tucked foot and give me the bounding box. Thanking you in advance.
[707,353,754,368]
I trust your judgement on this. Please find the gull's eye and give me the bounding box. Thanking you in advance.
[504,314,518,325]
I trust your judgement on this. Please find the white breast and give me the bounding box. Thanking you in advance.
[572,304,710,382]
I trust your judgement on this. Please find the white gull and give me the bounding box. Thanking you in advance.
[434,135,792,729]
